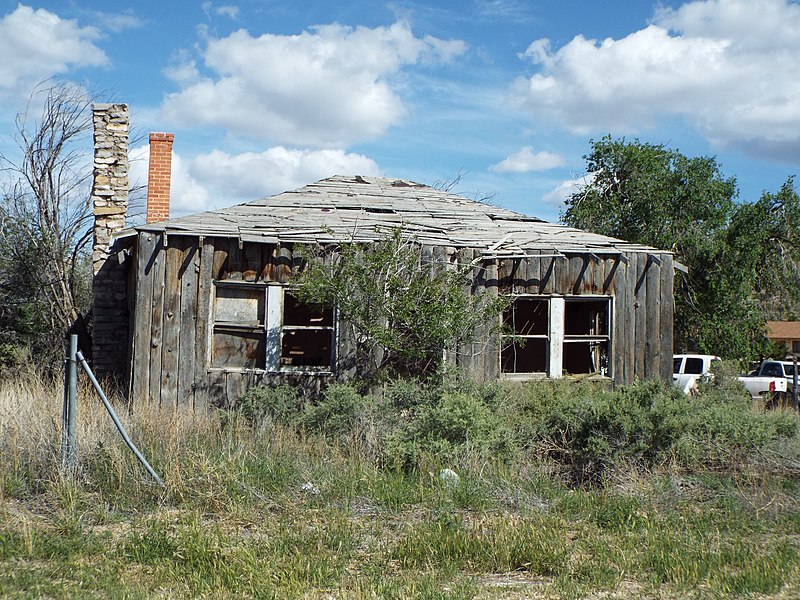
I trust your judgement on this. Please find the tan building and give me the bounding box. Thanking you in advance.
[767,321,800,355]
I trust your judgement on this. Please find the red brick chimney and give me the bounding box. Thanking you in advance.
[146,132,174,223]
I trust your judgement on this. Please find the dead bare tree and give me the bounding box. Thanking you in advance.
[0,82,95,366]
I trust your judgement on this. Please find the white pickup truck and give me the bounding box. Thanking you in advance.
[673,354,789,401]
[745,360,797,392]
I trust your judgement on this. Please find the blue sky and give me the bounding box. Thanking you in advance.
[0,0,799,222]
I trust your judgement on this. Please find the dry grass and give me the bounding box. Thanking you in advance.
[2,373,800,598]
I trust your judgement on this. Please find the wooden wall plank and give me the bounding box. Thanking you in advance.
[483,258,499,381]
[624,254,637,384]
[634,253,647,380]
[225,372,248,408]
[178,237,200,409]
[555,256,571,295]
[131,232,156,404]
[568,255,585,295]
[228,238,243,280]
[526,254,541,294]
[497,258,511,294]
[540,257,556,294]
[243,242,261,282]
[457,248,476,375]
[645,256,661,380]
[513,258,527,294]
[603,257,621,295]
[147,234,167,405]
[277,244,292,283]
[611,258,625,386]
[194,239,214,411]
[261,243,278,282]
[660,255,675,383]
[336,319,358,379]
[159,239,187,409]
[587,256,602,295]
[213,237,228,280]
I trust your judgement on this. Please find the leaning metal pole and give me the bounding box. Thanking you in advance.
[75,350,165,487]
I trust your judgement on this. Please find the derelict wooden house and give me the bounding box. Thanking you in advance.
[90,107,676,410]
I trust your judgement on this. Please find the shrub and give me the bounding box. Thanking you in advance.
[503,378,799,481]
[384,389,513,470]
[235,384,300,428]
[300,383,365,439]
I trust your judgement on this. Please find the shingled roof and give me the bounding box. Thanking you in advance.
[134,175,668,258]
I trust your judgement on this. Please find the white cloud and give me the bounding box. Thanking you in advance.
[189,147,380,203]
[490,146,566,173]
[510,0,800,159]
[215,6,239,19]
[130,143,380,217]
[161,21,467,147]
[91,10,144,33]
[541,176,592,209]
[202,2,239,20]
[0,5,107,95]
[129,144,210,220]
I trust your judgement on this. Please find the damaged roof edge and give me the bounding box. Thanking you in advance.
[122,175,674,256]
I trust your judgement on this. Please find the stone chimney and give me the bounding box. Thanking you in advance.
[91,104,129,274]
[146,132,174,223]
[91,103,129,380]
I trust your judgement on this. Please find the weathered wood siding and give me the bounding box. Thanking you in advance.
[456,248,673,386]
[130,233,334,409]
[129,234,674,408]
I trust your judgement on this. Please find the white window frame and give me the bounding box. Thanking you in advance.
[211,281,335,373]
[501,294,613,379]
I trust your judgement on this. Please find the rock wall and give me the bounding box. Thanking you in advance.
[91,103,129,381]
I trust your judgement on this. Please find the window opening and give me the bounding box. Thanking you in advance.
[683,357,704,375]
[563,298,610,376]
[673,357,684,374]
[212,284,266,368]
[501,298,548,373]
[211,283,334,372]
[280,291,334,368]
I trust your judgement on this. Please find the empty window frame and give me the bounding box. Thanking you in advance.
[501,297,548,374]
[212,284,267,369]
[280,290,334,368]
[211,282,334,371]
[563,298,610,377]
[500,296,612,378]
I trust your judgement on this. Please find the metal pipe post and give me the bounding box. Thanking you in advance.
[61,343,69,466]
[64,334,78,470]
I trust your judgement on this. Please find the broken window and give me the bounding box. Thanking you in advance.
[501,298,548,374]
[211,282,334,371]
[500,296,611,378]
[280,291,334,368]
[212,284,266,369]
[563,298,610,376]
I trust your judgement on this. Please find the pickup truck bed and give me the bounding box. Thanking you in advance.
[737,373,789,401]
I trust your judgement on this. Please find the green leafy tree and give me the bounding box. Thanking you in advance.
[563,136,800,360]
[292,229,506,382]
[727,177,800,322]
